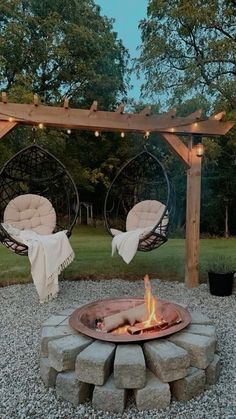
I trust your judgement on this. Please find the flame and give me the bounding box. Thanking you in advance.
[142,274,163,327]
[111,325,129,335]
[109,274,163,335]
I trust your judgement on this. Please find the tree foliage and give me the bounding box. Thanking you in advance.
[0,0,128,107]
[137,0,236,108]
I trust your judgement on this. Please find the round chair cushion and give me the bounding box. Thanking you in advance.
[126,200,168,231]
[4,194,56,235]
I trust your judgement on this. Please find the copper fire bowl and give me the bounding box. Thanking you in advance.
[69,297,191,343]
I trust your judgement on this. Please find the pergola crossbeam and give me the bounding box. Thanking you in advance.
[0,101,233,138]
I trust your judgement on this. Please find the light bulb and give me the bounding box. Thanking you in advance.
[195,143,204,157]
[67,129,71,134]
[121,132,125,138]
[95,131,100,137]
[38,123,44,129]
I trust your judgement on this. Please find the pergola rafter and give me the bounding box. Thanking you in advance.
[0,93,235,288]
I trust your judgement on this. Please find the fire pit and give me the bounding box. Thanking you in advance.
[69,274,191,342]
[40,277,220,413]
[69,297,191,343]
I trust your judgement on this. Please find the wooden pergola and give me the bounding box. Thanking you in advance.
[0,93,235,288]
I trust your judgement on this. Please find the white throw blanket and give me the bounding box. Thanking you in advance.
[111,226,152,264]
[2,223,74,303]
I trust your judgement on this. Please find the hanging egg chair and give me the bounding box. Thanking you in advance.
[0,144,79,256]
[104,147,173,252]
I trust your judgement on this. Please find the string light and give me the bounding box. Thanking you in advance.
[121,132,125,138]
[8,117,14,122]
[67,129,71,134]
[94,131,100,137]
[144,131,150,139]
[38,123,44,129]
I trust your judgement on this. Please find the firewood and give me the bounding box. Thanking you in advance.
[102,303,146,332]
[127,319,168,335]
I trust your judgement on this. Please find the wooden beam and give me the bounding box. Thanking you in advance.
[164,108,176,118]
[89,100,98,113]
[64,98,69,109]
[210,112,225,121]
[0,102,234,136]
[167,119,234,136]
[0,121,18,140]
[160,133,190,167]
[185,140,202,288]
[115,103,124,114]
[188,109,202,119]
[139,106,151,116]
[1,92,8,103]
[33,94,40,106]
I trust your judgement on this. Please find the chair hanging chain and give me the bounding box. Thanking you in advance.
[32,126,37,143]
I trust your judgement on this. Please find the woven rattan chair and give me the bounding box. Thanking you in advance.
[104,147,174,252]
[0,144,79,255]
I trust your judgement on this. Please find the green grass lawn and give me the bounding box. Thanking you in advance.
[0,225,236,286]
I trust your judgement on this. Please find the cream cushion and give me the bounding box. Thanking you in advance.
[126,200,168,231]
[4,194,56,235]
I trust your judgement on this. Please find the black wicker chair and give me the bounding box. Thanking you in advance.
[104,147,174,252]
[0,144,79,256]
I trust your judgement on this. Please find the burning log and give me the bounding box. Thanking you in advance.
[127,320,168,335]
[127,318,182,335]
[101,303,146,332]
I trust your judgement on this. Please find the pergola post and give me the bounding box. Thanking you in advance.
[185,137,202,288]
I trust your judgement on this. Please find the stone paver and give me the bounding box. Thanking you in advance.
[57,306,79,316]
[168,332,216,369]
[134,369,171,410]
[48,334,93,371]
[114,344,146,389]
[144,339,190,382]
[185,324,216,338]
[205,354,221,385]
[40,357,58,387]
[56,371,93,406]
[42,314,68,327]
[41,325,77,357]
[93,374,127,414]
[170,367,206,401]
[75,340,116,385]
[189,311,213,325]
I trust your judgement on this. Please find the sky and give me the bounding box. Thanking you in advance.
[96,0,148,101]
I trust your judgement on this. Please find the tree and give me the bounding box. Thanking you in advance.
[0,0,129,107]
[201,130,236,237]
[137,0,236,109]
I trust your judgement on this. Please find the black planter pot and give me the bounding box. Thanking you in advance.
[208,272,234,296]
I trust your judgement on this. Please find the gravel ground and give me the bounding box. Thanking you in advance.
[0,278,235,419]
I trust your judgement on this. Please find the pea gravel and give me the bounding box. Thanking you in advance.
[0,279,235,419]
